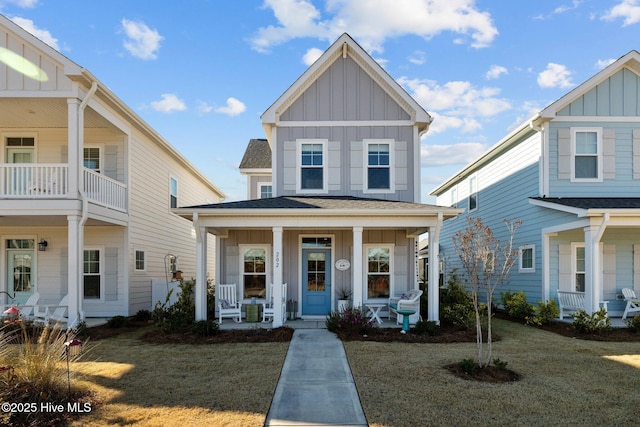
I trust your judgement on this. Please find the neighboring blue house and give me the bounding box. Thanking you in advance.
[176,33,460,326]
[431,50,640,317]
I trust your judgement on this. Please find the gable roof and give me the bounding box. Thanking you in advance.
[260,33,432,141]
[431,50,640,196]
[239,138,271,170]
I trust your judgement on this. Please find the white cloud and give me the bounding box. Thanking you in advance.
[421,142,488,166]
[602,0,640,26]
[3,0,39,7]
[251,0,498,53]
[214,97,246,116]
[408,50,426,65]
[121,18,163,60]
[485,64,508,80]
[196,101,214,114]
[537,63,574,89]
[150,94,186,113]
[9,17,58,50]
[302,47,323,66]
[553,0,582,15]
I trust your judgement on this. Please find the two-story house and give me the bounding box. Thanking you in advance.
[175,33,460,326]
[431,50,640,318]
[0,15,224,326]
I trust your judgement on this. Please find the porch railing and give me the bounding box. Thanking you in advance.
[83,168,127,212]
[0,163,68,197]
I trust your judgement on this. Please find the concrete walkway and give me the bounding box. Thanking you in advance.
[265,329,368,427]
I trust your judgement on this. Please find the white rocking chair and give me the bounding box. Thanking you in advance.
[262,283,287,323]
[217,284,242,324]
[622,288,640,320]
[33,294,69,326]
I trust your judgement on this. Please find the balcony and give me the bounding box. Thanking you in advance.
[0,163,127,212]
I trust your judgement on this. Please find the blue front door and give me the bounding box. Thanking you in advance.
[301,248,331,315]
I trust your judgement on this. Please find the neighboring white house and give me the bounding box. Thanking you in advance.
[175,33,461,326]
[0,14,225,325]
[432,50,640,317]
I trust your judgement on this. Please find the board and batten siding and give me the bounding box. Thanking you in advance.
[128,127,221,314]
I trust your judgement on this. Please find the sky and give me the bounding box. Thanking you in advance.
[2,0,640,203]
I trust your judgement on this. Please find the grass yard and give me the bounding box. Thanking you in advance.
[62,319,640,426]
[345,318,640,427]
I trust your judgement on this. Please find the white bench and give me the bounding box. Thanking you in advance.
[557,291,608,319]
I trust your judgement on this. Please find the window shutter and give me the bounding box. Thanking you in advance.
[395,141,407,190]
[105,247,118,301]
[60,247,68,295]
[350,141,363,190]
[602,244,616,299]
[558,244,571,291]
[328,141,341,190]
[283,141,296,191]
[633,129,640,179]
[634,244,640,293]
[104,146,118,180]
[602,129,615,180]
[557,128,571,180]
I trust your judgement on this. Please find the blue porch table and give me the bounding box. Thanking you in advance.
[396,309,416,334]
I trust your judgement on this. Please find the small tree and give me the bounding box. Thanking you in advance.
[453,217,520,368]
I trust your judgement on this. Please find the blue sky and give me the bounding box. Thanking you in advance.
[2,0,640,203]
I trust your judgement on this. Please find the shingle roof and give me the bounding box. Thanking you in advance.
[184,195,446,210]
[239,139,271,169]
[530,197,640,209]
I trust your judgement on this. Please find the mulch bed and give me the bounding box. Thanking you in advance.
[445,363,522,383]
[335,324,494,343]
[138,326,295,344]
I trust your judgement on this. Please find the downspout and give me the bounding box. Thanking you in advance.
[75,81,98,325]
[593,213,610,245]
[529,119,546,197]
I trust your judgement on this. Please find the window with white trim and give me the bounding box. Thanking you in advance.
[573,243,585,292]
[297,140,327,192]
[135,250,145,271]
[365,245,393,299]
[364,140,393,192]
[241,246,270,299]
[572,128,602,181]
[170,177,178,208]
[83,147,101,173]
[258,182,272,199]
[468,175,477,211]
[83,249,102,299]
[519,245,535,273]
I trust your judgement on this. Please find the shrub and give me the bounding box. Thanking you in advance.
[153,281,196,333]
[624,314,640,333]
[107,315,129,328]
[458,358,477,375]
[501,290,535,320]
[413,320,440,336]
[527,299,560,326]
[441,303,475,329]
[572,308,611,334]
[440,272,475,329]
[190,320,219,336]
[134,309,152,322]
[326,306,374,336]
[493,358,509,371]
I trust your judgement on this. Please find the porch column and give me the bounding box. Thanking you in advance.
[352,227,363,308]
[67,214,81,327]
[67,99,80,198]
[272,227,283,327]
[194,213,207,321]
[428,213,443,323]
[584,226,598,313]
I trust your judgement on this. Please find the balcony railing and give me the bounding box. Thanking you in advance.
[0,163,127,212]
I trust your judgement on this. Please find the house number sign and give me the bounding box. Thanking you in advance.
[335,259,350,271]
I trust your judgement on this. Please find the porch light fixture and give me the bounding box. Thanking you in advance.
[38,239,48,251]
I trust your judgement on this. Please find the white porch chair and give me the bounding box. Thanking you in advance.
[622,288,640,320]
[217,284,242,323]
[33,294,69,326]
[262,283,287,323]
[388,289,423,324]
[0,291,40,321]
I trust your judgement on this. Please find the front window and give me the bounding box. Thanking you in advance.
[365,141,391,191]
[574,245,585,292]
[572,128,601,181]
[366,247,392,299]
[83,147,101,172]
[242,247,268,299]
[298,140,326,192]
[135,250,145,271]
[170,177,178,208]
[84,249,101,299]
[519,245,534,273]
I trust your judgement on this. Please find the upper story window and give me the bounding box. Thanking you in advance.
[170,177,178,208]
[468,175,478,211]
[572,128,602,181]
[297,140,327,193]
[364,140,393,193]
[83,147,101,173]
[135,250,145,271]
[259,182,273,199]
